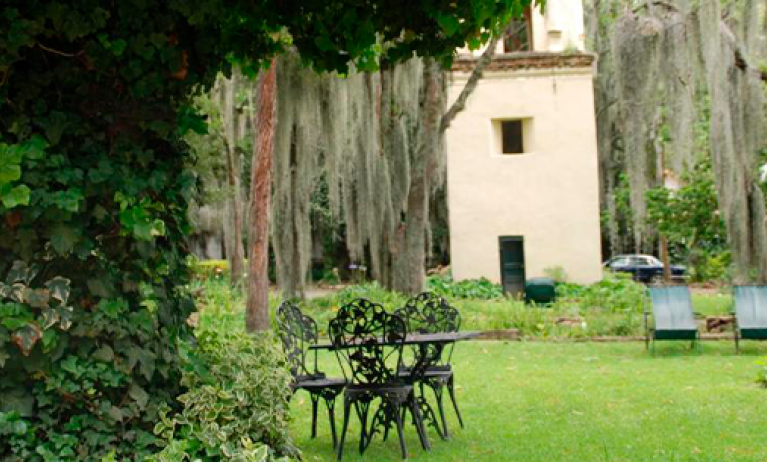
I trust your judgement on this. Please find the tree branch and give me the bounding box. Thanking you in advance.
[439,28,507,134]
[37,43,84,57]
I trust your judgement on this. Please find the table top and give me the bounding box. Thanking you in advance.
[309,330,479,351]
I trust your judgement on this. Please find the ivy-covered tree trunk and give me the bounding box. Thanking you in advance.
[247,59,277,332]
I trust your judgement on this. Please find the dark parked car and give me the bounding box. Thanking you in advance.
[603,254,686,283]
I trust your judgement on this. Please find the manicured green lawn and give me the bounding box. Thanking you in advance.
[291,341,767,461]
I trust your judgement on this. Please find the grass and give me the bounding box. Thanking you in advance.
[291,341,767,462]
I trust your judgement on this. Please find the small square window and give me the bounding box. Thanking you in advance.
[501,120,524,154]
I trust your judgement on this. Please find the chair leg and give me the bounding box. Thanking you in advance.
[337,398,352,462]
[410,392,431,451]
[355,401,370,455]
[425,381,448,439]
[394,402,408,460]
[447,375,464,428]
[326,397,338,449]
[310,394,319,439]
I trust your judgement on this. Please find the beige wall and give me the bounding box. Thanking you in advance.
[531,0,586,52]
[445,67,603,284]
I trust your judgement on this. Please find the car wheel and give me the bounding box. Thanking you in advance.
[650,274,664,285]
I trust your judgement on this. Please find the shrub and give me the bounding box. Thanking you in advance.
[151,328,297,461]
[557,272,648,313]
[543,266,569,283]
[690,252,731,283]
[426,274,504,300]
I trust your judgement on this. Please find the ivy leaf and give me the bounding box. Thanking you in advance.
[437,14,460,36]
[58,306,74,331]
[6,284,26,304]
[49,224,79,255]
[46,277,71,304]
[93,345,115,362]
[43,112,68,147]
[111,39,127,56]
[1,316,29,331]
[41,307,60,329]
[6,261,37,285]
[20,135,47,160]
[108,406,124,423]
[0,147,21,184]
[0,388,34,417]
[11,323,42,356]
[60,356,81,377]
[1,184,31,208]
[24,288,50,308]
[41,329,58,351]
[129,384,149,409]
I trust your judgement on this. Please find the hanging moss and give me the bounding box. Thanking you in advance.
[612,12,663,252]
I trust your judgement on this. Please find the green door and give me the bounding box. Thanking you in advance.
[500,236,525,298]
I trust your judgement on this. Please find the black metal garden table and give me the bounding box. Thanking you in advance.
[311,330,479,459]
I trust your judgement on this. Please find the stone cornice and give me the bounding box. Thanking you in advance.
[451,52,596,73]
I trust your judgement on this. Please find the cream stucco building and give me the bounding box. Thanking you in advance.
[446,0,602,294]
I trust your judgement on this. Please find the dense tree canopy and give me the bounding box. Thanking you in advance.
[0,0,532,459]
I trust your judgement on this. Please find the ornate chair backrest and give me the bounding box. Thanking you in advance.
[395,293,461,368]
[329,298,406,386]
[276,301,318,379]
[396,292,461,334]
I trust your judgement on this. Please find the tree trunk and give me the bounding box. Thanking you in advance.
[388,32,503,295]
[222,74,245,285]
[246,58,277,332]
[390,59,443,294]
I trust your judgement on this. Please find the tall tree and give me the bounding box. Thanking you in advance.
[220,74,247,285]
[247,59,278,332]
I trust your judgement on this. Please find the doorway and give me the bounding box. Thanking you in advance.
[499,236,526,298]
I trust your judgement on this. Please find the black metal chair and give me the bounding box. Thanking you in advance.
[329,298,429,461]
[395,292,463,438]
[276,301,345,448]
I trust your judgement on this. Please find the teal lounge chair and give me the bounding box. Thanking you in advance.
[646,286,700,354]
[733,286,767,352]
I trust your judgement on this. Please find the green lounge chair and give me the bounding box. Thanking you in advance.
[645,286,699,354]
[733,286,767,352]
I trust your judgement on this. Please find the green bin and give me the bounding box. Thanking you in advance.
[524,277,557,305]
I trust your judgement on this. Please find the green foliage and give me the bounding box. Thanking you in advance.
[543,266,568,283]
[151,329,296,461]
[192,259,231,281]
[426,273,504,300]
[557,272,648,313]
[646,159,729,281]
